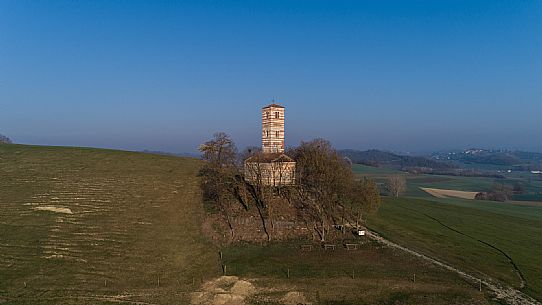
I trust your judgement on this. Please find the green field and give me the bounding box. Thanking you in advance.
[354,163,542,302]
[221,239,492,305]
[1,145,540,304]
[0,144,219,304]
[367,197,542,302]
[352,163,542,200]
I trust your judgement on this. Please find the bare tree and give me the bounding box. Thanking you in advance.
[199,132,237,166]
[348,177,381,229]
[198,132,239,238]
[238,146,261,166]
[243,154,272,241]
[387,175,406,197]
[289,139,353,242]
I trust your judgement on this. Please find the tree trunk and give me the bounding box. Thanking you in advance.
[321,219,326,242]
[220,200,235,239]
[255,203,271,242]
[244,181,271,242]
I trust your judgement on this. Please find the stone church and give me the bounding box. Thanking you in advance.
[244,103,296,186]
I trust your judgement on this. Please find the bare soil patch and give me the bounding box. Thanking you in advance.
[191,276,311,305]
[421,187,478,199]
[33,206,73,214]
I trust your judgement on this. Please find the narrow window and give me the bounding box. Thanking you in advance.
[276,131,279,137]
[275,112,279,119]
[266,112,270,119]
[266,130,269,138]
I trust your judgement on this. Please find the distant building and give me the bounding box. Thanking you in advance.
[244,103,296,186]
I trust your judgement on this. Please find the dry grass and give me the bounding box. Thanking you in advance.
[421,187,479,199]
[0,144,219,304]
[221,240,497,305]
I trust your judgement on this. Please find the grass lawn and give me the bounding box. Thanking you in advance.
[367,197,542,302]
[222,240,493,305]
[0,144,220,304]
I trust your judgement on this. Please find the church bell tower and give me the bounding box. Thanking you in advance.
[261,103,285,153]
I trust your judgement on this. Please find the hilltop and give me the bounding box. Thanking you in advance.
[339,149,454,170]
[340,149,542,178]
[0,144,219,304]
[431,149,542,171]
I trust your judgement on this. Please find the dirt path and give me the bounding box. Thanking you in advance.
[367,231,540,305]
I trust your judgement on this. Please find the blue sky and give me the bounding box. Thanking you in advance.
[1,0,541,153]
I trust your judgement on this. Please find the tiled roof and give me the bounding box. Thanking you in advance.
[245,153,294,163]
[262,103,284,109]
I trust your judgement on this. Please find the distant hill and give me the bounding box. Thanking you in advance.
[431,149,542,171]
[141,149,200,158]
[339,149,507,178]
[339,149,455,171]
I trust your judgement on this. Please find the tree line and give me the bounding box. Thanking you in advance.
[198,132,381,242]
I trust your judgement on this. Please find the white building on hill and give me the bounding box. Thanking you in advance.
[244,103,296,186]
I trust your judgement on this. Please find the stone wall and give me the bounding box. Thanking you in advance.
[244,161,296,186]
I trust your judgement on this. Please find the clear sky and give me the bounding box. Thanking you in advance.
[1,1,541,153]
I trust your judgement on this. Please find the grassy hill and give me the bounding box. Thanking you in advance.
[0,144,532,304]
[0,144,219,304]
[368,197,542,302]
[340,149,454,170]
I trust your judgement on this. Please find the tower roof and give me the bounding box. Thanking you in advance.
[262,103,284,109]
[245,152,294,163]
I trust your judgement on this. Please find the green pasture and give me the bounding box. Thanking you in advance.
[222,239,492,305]
[367,197,542,302]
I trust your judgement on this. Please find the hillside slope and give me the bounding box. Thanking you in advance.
[340,149,455,170]
[0,145,219,304]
